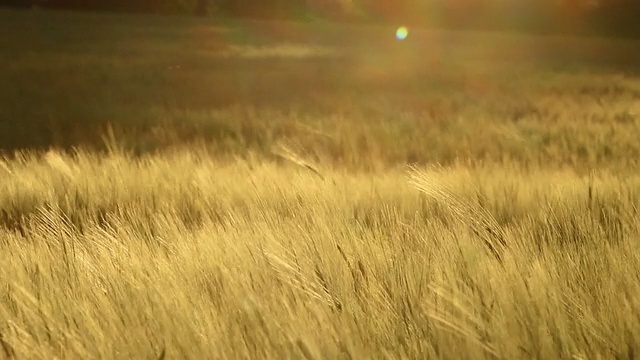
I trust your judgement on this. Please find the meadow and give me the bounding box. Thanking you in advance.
[1,7,640,359]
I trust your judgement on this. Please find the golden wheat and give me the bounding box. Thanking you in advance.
[1,150,639,359]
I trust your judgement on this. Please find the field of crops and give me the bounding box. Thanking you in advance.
[1,8,640,359]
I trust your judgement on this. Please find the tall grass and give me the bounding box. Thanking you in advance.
[1,150,640,359]
[2,7,640,359]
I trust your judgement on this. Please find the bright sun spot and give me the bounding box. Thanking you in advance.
[396,26,408,41]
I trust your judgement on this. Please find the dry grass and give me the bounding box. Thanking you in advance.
[2,7,640,359]
[1,150,640,359]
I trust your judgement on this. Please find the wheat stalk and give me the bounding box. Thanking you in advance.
[0,158,12,176]
[408,165,507,263]
[44,151,76,180]
[272,142,325,181]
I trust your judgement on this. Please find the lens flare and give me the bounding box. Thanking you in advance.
[396,26,408,41]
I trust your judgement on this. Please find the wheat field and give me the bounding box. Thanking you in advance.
[2,150,640,359]
[2,8,640,360]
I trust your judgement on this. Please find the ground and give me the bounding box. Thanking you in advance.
[1,8,640,359]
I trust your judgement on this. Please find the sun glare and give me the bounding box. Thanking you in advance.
[396,26,408,41]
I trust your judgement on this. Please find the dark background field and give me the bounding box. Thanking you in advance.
[3,0,640,38]
[2,8,640,171]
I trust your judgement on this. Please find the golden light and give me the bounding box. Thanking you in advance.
[396,26,409,40]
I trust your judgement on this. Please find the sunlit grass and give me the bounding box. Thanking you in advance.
[2,7,640,359]
[1,150,640,359]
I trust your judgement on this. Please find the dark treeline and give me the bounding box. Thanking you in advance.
[1,0,639,37]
